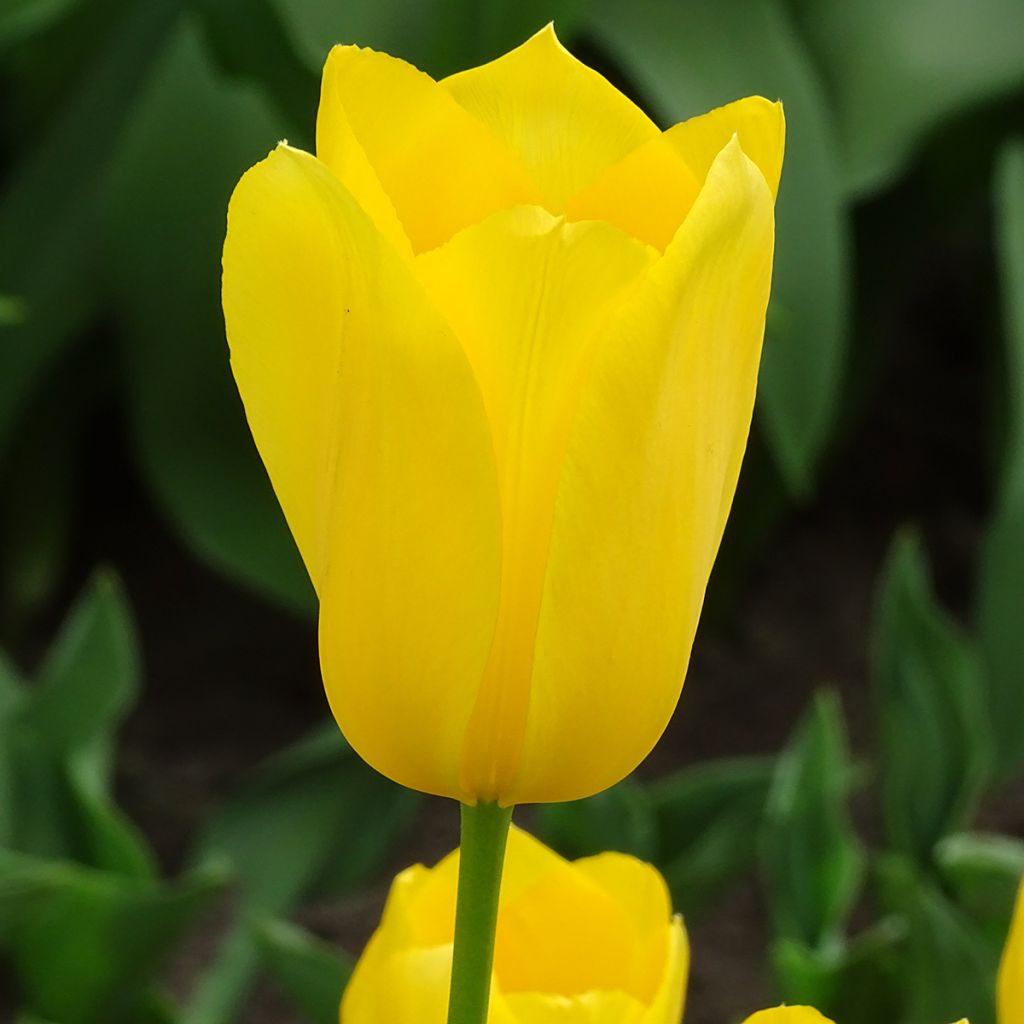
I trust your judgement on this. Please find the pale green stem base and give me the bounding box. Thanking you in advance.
[446,801,514,1024]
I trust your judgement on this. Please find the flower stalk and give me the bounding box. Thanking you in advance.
[446,801,514,1024]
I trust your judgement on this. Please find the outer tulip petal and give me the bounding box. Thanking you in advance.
[415,207,657,800]
[998,880,1024,1024]
[572,854,674,1003]
[318,44,540,252]
[742,1011,835,1024]
[442,25,659,212]
[223,145,503,801]
[510,138,775,804]
[643,919,689,1024]
[502,990,647,1023]
[566,96,784,250]
[341,941,518,1024]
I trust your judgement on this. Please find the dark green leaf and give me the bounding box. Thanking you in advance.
[650,757,773,918]
[253,916,353,1024]
[30,571,139,757]
[0,0,81,49]
[977,139,1024,780]
[186,0,317,135]
[789,0,1024,196]
[871,531,991,861]
[0,0,175,463]
[760,691,863,948]
[586,0,851,493]
[101,16,314,614]
[268,0,588,80]
[770,918,905,1021]
[0,574,154,877]
[937,832,1024,951]
[535,777,657,862]
[876,855,996,1024]
[0,851,225,1024]
[187,722,418,1023]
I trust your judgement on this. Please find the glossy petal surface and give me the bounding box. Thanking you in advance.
[223,145,502,800]
[319,44,540,252]
[511,138,775,804]
[442,26,659,211]
[416,207,656,800]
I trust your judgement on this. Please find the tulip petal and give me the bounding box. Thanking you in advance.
[416,207,657,800]
[665,96,786,200]
[442,25,659,212]
[223,145,502,801]
[564,138,702,251]
[742,1010,835,1024]
[643,919,689,1024]
[318,44,540,253]
[566,96,784,250]
[502,990,647,1024]
[341,941,518,1024]
[573,853,675,1003]
[998,881,1024,1024]
[511,137,775,804]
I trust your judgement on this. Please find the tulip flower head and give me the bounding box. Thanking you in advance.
[223,26,784,804]
[340,827,688,1023]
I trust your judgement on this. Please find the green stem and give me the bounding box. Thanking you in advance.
[446,801,514,1024]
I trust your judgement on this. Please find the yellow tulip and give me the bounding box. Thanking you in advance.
[999,880,1024,1022]
[741,1011,833,1024]
[222,25,784,804]
[340,826,688,1023]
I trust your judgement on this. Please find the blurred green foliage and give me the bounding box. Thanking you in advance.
[2,1,1024,1023]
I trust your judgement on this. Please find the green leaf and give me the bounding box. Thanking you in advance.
[266,0,588,80]
[650,757,774,919]
[0,296,28,326]
[101,16,314,614]
[0,0,81,49]
[876,855,996,1024]
[871,531,991,861]
[252,916,353,1024]
[789,0,1024,197]
[977,139,1024,780]
[760,691,864,949]
[187,722,419,1023]
[0,573,154,878]
[0,851,225,1024]
[535,777,657,862]
[185,0,317,134]
[586,0,851,494]
[30,571,139,757]
[936,832,1024,950]
[0,0,175,464]
[770,918,905,1021]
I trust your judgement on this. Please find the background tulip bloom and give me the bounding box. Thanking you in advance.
[999,881,1024,1023]
[341,827,688,1023]
[223,26,784,804]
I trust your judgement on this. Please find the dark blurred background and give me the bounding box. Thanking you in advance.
[2,2,1024,1023]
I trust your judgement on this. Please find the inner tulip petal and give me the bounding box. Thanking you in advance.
[223,145,503,802]
[415,207,658,800]
[511,138,776,805]
[566,95,785,250]
[441,25,660,213]
[318,43,541,253]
